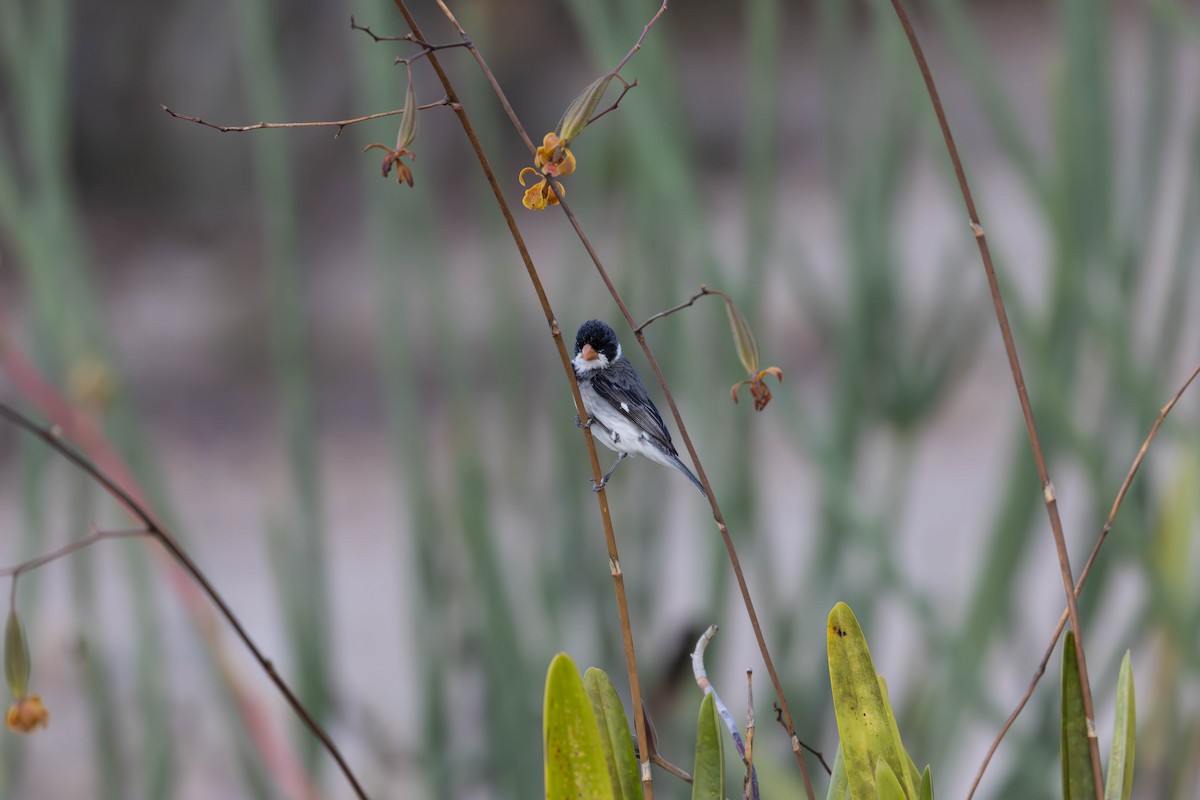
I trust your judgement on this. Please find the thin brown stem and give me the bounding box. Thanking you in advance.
[585,77,638,127]
[0,322,312,797]
[350,15,414,42]
[650,754,693,783]
[0,402,370,800]
[4,527,149,588]
[610,1,668,76]
[966,362,1200,799]
[744,669,755,800]
[393,41,471,66]
[635,285,714,333]
[388,1,655,795]
[160,101,448,138]
[887,2,1104,796]
[431,0,821,791]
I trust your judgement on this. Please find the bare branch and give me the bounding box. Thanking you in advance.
[609,1,668,77]
[350,14,413,42]
[636,285,717,333]
[160,100,449,139]
[585,77,639,127]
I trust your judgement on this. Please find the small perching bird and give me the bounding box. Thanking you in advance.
[572,320,705,495]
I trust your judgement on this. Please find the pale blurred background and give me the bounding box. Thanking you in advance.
[1,0,1199,797]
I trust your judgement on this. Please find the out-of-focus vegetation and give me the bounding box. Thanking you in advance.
[0,0,1198,797]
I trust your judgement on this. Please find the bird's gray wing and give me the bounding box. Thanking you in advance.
[589,359,678,454]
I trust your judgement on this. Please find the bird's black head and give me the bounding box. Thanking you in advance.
[574,319,621,366]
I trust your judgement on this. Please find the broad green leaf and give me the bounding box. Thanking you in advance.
[875,757,907,800]
[584,668,643,800]
[826,744,850,800]
[1061,632,1097,800]
[544,653,616,800]
[691,692,724,800]
[827,603,916,800]
[1104,651,1135,800]
[918,765,934,800]
[5,610,29,699]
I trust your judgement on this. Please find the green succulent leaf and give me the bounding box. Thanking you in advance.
[918,765,934,800]
[827,603,916,799]
[691,692,724,800]
[544,653,616,800]
[1061,632,1097,800]
[1104,651,1135,800]
[826,743,850,800]
[584,667,643,800]
[874,757,907,800]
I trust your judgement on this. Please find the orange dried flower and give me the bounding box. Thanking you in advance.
[6,695,48,734]
[518,133,576,210]
[731,367,783,412]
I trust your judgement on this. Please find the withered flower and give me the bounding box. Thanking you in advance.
[6,695,48,734]
[731,367,784,412]
[364,64,419,187]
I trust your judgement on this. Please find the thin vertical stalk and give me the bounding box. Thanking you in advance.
[388,3,656,795]
[424,4,820,792]
[886,2,1105,796]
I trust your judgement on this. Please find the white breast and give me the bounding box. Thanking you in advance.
[578,382,662,462]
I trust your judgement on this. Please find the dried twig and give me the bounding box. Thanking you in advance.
[966,362,1200,799]
[585,76,639,127]
[4,528,150,604]
[161,101,448,139]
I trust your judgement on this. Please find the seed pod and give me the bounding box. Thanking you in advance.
[5,610,29,699]
[396,65,419,152]
[557,75,613,146]
[723,296,759,377]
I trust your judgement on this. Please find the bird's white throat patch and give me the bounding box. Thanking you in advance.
[573,342,622,373]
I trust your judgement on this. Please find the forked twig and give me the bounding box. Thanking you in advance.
[966,362,1200,798]
[4,528,150,605]
[887,2,1105,796]
[585,77,638,127]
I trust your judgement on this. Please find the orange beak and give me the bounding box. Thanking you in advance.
[582,344,599,361]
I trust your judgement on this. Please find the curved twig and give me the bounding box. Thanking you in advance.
[0,402,370,800]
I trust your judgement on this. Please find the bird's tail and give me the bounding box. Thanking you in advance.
[669,453,707,496]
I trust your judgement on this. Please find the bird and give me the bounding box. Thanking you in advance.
[571,319,705,495]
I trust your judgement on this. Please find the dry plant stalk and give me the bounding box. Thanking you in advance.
[887,0,1105,795]
[383,1,661,795]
